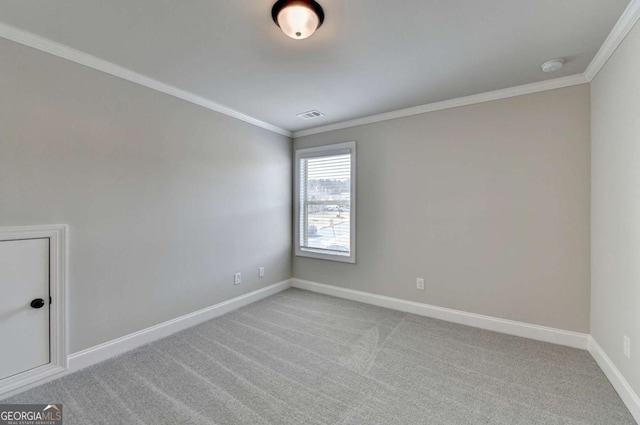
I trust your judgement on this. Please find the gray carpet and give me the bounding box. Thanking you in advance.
[3,288,635,424]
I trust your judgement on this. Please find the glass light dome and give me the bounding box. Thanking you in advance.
[272,0,324,40]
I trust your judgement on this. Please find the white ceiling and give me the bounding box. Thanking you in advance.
[0,0,631,133]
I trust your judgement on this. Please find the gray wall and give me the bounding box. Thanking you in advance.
[294,85,591,333]
[0,38,292,353]
[591,22,640,395]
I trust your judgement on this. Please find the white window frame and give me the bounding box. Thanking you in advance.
[294,141,356,264]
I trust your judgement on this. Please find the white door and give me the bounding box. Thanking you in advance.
[0,238,50,381]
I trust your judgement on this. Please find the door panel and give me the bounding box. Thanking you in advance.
[0,238,50,381]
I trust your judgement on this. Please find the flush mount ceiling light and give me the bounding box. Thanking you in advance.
[272,0,325,40]
[541,58,565,73]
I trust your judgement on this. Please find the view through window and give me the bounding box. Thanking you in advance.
[296,142,355,263]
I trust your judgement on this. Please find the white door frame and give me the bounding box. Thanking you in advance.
[0,224,68,397]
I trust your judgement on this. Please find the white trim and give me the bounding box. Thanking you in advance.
[67,279,292,372]
[292,0,640,140]
[292,279,589,349]
[0,279,292,399]
[0,22,292,138]
[3,5,635,141]
[589,337,640,423]
[584,0,640,81]
[1,2,637,140]
[294,142,357,264]
[0,224,69,398]
[0,19,592,141]
[292,74,589,138]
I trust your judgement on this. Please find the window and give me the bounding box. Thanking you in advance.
[295,141,356,263]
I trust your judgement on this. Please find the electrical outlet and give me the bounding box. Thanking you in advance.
[416,278,425,290]
[234,272,241,285]
[258,267,265,278]
[624,336,631,359]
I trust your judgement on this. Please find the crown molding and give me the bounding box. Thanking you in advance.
[0,22,292,138]
[3,0,638,141]
[292,74,589,138]
[584,0,640,81]
[292,0,639,139]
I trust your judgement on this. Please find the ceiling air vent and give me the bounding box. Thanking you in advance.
[297,110,324,120]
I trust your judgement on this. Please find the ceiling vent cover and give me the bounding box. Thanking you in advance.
[297,110,324,120]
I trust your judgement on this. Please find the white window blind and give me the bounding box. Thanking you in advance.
[295,142,356,263]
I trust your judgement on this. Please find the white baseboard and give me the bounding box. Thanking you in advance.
[68,279,292,372]
[0,279,291,399]
[292,279,589,350]
[589,337,640,423]
[0,365,67,402]
[5,277,638,423]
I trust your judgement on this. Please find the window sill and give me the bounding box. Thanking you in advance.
[295,248,356,264]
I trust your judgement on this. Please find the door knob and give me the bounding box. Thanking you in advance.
[30,298,45,309]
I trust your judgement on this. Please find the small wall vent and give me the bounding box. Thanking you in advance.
[297,110,324,120]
